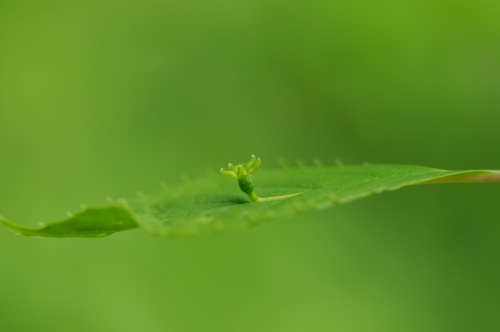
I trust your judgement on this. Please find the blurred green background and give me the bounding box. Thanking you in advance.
[1,1,500,331]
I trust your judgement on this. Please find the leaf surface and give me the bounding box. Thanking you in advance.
[2,164,499,238]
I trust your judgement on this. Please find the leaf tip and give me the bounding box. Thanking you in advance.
[1,217,27,235]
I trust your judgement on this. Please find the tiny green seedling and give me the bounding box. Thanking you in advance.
[220,155,302,202]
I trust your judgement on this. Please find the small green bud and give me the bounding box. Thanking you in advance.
[238,175,259,202]
[221,155,302,203]
[221,155,261,202]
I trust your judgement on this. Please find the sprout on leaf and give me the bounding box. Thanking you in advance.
[221,155,301,203]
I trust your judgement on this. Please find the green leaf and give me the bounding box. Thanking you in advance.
[2,164,499,238]
[1,207,138,238]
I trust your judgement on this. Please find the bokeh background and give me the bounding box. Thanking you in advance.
[1,1,500,331]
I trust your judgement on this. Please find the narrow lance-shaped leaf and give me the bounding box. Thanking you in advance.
[2,159,499,238]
